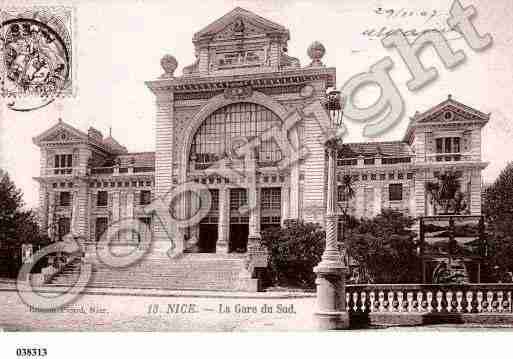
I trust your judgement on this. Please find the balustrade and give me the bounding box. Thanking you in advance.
[345,284,513,314]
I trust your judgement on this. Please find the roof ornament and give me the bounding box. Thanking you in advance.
[307,41,326,67]
[160,54,178,78]
[233,18,245,33]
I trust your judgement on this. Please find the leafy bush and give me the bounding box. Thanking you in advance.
[345,209,421,284]
[261,220,325,289]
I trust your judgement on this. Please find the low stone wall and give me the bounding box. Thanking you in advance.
[346,283,513,326]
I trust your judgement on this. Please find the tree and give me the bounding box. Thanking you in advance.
[0,169,48,277]
[426,171,467,215]
[261,220,325,289]
[338,174,355,243]
[483,162,513,281]
[345,209,421,284]
[484,162,513,224]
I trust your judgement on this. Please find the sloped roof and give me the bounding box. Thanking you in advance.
[114,152,155,168]
[193,7,289,42]
[33,119,89,146]
[33,119,129,155]
[103,136,128,155]
[339,141,413,158]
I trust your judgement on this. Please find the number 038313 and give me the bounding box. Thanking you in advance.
[16,348,47,357]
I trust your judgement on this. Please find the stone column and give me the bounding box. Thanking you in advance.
[355,185,364,219]
[188,190,200,249]
[248,187,261,241]
[126,191,135,243]
[281,185,290,226]
[109,191,120,243]
[313,146,349,330]
[289,165,300,219]
[38,183,49,234]
[246,150,262,252]
[415,169,427,217]
[71,190,79,236]
[217,186,229,253]
[470,168,482,215]
[374,185,382,216]
[47,191,56,239]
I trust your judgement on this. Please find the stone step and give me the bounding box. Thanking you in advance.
[48,254,247,291]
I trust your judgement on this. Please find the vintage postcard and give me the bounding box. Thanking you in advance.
[0,0,512,356]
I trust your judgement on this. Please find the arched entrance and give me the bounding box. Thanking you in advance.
[186,102,284,253]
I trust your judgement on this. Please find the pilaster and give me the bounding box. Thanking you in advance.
[470,168,482,215]
[153,90,174,249]
[415,169,427,217]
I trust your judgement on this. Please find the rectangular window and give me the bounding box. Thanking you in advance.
[54,154,73,174]
[453,137,460,153]
[54,154,73,168]
[337,186,348,202]
[444,138,452,153]
[58,217,71,240]
[436,138,444,153]
[95,217,108,242]
[60,191,71,206]
[389,183,403,201]
[97,191,108,207]
[140,190,152,205]
[261,188,281,210]
[436,137,461,154]
[230,189,247,210]
[209,189,219,211]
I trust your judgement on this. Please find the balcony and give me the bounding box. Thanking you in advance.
[90,166,154,176]
[44,167,81,176]
[427,153,472,162]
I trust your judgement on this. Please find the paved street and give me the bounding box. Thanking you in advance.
[1,283,513,331]
[0,285,318,331]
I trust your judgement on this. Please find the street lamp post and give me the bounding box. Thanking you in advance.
[313,90,349,330]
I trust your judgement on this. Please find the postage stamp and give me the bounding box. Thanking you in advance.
[0,6,74,111]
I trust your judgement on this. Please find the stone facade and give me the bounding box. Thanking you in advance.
[33,8,489,259]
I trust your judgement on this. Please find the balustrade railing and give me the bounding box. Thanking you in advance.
[426,153,472,162]
[90,167,114,175]
[45,167,77,176]
[346,284,513,314]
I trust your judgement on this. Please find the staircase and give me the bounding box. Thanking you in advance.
[48,252,248,291]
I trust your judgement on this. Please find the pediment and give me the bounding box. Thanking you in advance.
[33,121,88,146]
[415,98,490,125]
[212,19,270,41]
[193,7,289,43]
[43,128,83,142]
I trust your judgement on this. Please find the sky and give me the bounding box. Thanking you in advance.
[0,0,512,209]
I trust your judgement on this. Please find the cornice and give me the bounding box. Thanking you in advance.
[145,67,336,95]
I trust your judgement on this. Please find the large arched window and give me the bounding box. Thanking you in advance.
[190,102,282,168]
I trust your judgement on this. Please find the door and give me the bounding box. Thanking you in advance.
[199,224,218,253]
[229,223,249,253]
